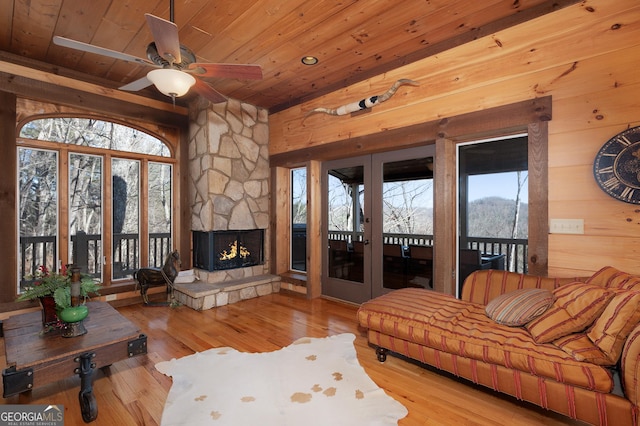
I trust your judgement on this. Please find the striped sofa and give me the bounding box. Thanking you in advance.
[357,267,640,426]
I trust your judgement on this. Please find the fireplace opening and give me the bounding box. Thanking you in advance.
[193,230,265,272]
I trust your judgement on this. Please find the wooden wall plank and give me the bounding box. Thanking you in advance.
[548,234,640,275]
[306,160,322,298]
[550,200,640,237]
[271,97,551,167]
[271,167,291,275]
[0,91,17,304]
[527,121,549,276]
[177,126,191,269]
[434,137,456,295]
[549,83,640,136]
[548,125,639,169]
[0,0,14,50]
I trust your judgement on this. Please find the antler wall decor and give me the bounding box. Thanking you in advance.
[305,79,419,118]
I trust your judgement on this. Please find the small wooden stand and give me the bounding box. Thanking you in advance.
[2,302,147,423]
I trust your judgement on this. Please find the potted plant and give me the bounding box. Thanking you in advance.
[18,264,102,328]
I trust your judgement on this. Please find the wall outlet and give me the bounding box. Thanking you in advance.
[105,294,117,301]
[549,218,584,234]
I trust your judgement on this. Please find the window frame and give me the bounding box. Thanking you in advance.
[16,116,177,290]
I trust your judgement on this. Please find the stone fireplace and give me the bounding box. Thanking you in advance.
[173,98,280,310]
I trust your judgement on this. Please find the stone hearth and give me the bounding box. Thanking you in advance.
[174,274,281,311]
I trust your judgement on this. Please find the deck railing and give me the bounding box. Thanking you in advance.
[463,237,529,274]
[327,230,528,273]
[328,231,435,247]
[19,233,171,289]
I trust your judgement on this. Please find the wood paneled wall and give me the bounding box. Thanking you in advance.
[269,0,640,284]
[0,92,17,304]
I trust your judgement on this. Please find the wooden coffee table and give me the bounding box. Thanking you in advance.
[2,301,147,423]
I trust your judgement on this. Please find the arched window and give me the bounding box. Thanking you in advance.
[17,116,174,292]
[19,117,171,156]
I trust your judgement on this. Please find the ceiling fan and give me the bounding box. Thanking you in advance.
[52,0,262,104]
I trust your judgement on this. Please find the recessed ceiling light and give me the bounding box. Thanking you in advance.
[301,56,319,65]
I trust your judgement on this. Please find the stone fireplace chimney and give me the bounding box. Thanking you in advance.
[188,98,270,285]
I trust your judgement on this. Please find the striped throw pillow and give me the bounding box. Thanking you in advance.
[587,266,640,291]
[587,290,640,364]
[553,333,612,365]
[485,288,554,327]
[526,282,614,343]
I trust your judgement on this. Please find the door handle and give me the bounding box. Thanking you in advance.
[363,239,370,245]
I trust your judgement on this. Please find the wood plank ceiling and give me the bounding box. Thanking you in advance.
[0,0,578,112]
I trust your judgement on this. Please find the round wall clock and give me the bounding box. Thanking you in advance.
[593,125,640,204]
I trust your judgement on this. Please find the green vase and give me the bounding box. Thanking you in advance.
[58,305,89,323]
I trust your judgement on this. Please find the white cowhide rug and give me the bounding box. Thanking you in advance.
[155,333,408,425]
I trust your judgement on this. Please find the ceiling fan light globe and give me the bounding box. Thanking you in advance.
[147,68,196,97]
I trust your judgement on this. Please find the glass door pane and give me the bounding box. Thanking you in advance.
[380,157,434,291]
[370,145,435,299]
[112,158,140,279]
[323,156,371,304]
[327,165,365,282]
[148,162,172,267]
[18,148,58,293]
[69,153,103,280]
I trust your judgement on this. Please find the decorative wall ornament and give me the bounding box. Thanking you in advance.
[305,78,420,118]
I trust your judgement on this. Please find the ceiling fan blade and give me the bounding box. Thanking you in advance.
[119,76,153,92]
[192,78,227,104]
[53,36,153,66]
[188,63,263,80]
[145,13,182,64]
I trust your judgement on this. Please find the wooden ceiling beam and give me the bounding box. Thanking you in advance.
[0,51,188,126]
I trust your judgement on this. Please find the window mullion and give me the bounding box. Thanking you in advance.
[140,159,149,269]
[104,154,113,286]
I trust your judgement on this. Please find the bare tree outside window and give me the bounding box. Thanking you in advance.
[148,162,173,267]
[20,118,170,156]
[18,148,58,290]
[291,168,307,271]
[327,174,364,235]
[382,180,433,236]
[291,168,307,225]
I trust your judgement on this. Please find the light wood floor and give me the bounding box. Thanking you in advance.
[1,291,584,425]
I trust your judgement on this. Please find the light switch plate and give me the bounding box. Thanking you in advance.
[549,218,584,234]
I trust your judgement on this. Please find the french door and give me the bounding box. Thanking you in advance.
[322,146,435,304]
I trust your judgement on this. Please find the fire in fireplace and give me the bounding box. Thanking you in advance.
[193,230,265,272]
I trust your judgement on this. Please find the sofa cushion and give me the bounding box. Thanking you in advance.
[357,288,613,392]
[526,282,614,343]
[587,266,640,292]
[485,288,554,326]
[587,291,640,364]
[553,333,612,365]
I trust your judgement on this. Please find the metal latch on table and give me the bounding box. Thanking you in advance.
[128,333,148,357]
[2,365,34,397]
